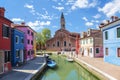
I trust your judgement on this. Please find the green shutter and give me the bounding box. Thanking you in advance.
[117,28,120,38]
[105,31,108,40]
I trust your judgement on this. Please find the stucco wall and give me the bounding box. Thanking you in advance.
[103,23,120,66]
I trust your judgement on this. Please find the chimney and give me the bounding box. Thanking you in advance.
[21,22,25,26]
[0,7,5,17]
[99,23,105,28]
[106,20,110,24]
[114,16,119,21]
[111,16,114,21]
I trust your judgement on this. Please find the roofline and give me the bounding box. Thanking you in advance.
[0,16,13,23]
[99,18,120,28]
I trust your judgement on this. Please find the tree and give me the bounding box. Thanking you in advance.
[36,32,44,50]
[42,28,51,42]
[36,28,51,50]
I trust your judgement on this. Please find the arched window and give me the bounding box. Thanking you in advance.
[64,41,66,47]
[57,41,59,47]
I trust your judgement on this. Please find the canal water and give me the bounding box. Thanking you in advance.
[38,55,100,80]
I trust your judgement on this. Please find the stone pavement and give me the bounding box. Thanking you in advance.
[75,56,120,80]
[0,55,46,80]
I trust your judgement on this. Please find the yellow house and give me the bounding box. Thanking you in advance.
[33,32,37,57]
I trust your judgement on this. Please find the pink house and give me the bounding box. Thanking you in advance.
[12,23,35,61]
[80,29,103,58]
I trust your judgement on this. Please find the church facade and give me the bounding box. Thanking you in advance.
[46,13,80,51]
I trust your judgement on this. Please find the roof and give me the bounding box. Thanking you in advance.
[11,23,36,33]
[0,16,13,23]
[99,18,120,28]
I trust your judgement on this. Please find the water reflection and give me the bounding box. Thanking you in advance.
[38,55,99,80]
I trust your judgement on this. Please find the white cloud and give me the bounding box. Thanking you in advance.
[65,0,75,5]
[58,3,62,5]
[27,21,51,31]
[27,21,51,27]
[82,17,88,21]
[91,20,99,23]
[71,0,97,10]
[98,0,120,17]
[52,6,64,11]
[24,4,35,15]
[11,18,24,22]
[52,26,58,28]
[85,22,93,26]
[24,4,34,9]
[93,14,101,19]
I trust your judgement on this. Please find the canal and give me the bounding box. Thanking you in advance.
[37,54,100,80]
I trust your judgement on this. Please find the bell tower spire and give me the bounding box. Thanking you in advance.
[60,12,65,29]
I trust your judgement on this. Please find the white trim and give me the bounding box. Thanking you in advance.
[16,36,19,44]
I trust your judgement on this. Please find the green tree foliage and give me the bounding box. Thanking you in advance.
[42,28,51,42]
[36,28,51,50]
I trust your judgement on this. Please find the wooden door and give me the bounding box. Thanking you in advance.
[0,51,4,73]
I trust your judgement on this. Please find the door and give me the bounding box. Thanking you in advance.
[20,50,24,62]
[0,51,4,74]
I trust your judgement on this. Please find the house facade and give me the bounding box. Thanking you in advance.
[33,32,36,57]
[11,28,24,66]
[0,7,13,74]
[46,13,80,51]
[12,23,35,61]
[80,29,103,58]
[100,17,120,66]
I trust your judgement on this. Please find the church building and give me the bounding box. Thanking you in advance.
[46,13,80,51]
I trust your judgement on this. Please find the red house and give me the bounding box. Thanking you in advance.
[75,35,80,57]
[0,7,13,74]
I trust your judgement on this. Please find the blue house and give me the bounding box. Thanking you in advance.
[100,17,120,66]
[11,28,24,66]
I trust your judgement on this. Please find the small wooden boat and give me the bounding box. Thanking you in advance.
[66,57,74,62]
[47,60,56,68]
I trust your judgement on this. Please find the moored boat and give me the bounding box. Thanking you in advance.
[47,60,56,68]
[66,57,74,62]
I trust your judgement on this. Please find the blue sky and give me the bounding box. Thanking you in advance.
[0,0,120,36]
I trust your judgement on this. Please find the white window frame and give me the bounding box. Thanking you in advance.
[16,36,19,44]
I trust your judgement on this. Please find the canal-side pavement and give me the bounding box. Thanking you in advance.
[75,56,120,80]
[0,55,46,80]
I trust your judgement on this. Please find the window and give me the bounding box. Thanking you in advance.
[57,41,59,47]
[27,30,30,34]
[69,43,71,47]
[105,48,108,56]
[83,40,85,44]
[80,48,83,52]
[28,51,30,55]
[53,44,55,47]
[90,48,92,53]
[86,39,88,44]
[2,24,10,38]
[81,41,82,44]
[117,28,120,38]
[28,40,30,44]
[105,31,108,40]
[16,50,20,58]
[64,41,66,47]
[31,32,33,36]
[16,36,19,44]
[21,38,24,43]
[47,44,49,47]
[117,48,120,57]
[31,40,33,45]
[90,38,93,43]
[4,51,11,63]
[96,48,99,54]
